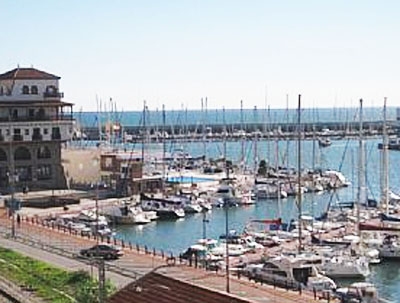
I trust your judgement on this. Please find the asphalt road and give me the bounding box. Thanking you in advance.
[0,236,133,289]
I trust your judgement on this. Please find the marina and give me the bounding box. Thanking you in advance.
[11,132,400,302]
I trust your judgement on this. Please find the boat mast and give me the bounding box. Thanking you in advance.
[286,94,290,169]
[223,107,228,178]
[357,99,365,236]
[141,100,146,178]
[253,106,258,178]
[297,94,302,253]
[240,100,245,173]
[382,97,389,215]
[201,98,206,160]
[162,104,166,194]
[96,96,102,144]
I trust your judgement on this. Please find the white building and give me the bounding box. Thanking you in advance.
[0,67,74,191]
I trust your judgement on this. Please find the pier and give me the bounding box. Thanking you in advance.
[79,120,397,142]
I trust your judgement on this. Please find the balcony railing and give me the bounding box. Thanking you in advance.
[43,91,64,98]
[51,133,61,140]
[0,115,73,123]
[13,134,23,142]
[32,134,43,141]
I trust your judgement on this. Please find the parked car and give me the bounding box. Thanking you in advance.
[79,243,123,260]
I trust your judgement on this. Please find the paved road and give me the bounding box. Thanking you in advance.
[0,211,334,303]
[0,236,133,289]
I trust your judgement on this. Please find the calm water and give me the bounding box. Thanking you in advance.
[114,137,400,301]
[77,106,394,128]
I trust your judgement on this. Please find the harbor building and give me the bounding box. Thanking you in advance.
[100,151,162,195]
[0,67,74,192]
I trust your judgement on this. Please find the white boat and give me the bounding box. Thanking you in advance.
[253,183,287,200]
[102,204,151,225]
[378,235,400,259]
[211,184,241,207]
[320,254,370,279]
[245,254,336,292]
[140,193,185,219]
[335,282,385,303]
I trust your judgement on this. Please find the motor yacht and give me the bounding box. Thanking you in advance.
[244,254,336,292]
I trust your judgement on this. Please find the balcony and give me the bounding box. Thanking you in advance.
[0,114,73,123]
[13,134,23,142]
[32,134,43,141]
[51,133,61,140]
[43,91,64,99]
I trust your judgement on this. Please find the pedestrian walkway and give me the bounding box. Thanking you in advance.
[0,210,336,303]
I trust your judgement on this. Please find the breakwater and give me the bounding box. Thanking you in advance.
[80,120,396,141]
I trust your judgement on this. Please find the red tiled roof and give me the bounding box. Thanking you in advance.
[107,272,252,303]
[0,68,60,80]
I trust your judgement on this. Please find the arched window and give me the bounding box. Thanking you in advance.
[31,86,38,95]
[37,146,51,159]
[0,148,7,161]
[46,85,56,93]
[14,147,31,161]
[22,85,29,95]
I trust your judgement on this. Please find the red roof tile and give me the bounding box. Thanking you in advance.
[107,272,252,303]
[0,68,60,80]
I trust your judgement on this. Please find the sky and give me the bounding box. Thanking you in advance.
[1,1,400,111]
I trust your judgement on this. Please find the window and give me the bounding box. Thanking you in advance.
[14,147,31,160]
[25,129,29,136]
[0,148,6,161]
[22,85,29,94]
[37,164,52,180]
[43,128,48,135]
[15,166,32,181]
[272,270,287,277]
[31,86,38,95]
[52,127,61,139]
[37,146,51,159]
[28,109,35,117]
[46,85,56,93]
[14,129,21,135]
[5,129,9,136]
[37,108,45,119]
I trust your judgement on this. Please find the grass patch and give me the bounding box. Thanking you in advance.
[0,247,115,302]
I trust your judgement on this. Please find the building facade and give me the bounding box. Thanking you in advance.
[0,67,74,192]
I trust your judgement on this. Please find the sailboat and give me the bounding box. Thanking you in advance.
[317,137,332,148]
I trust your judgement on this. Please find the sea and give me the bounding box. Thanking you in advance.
[76,106,396,128]
[76,107,400,301]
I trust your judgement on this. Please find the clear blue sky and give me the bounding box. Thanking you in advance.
[1,1,399,111]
